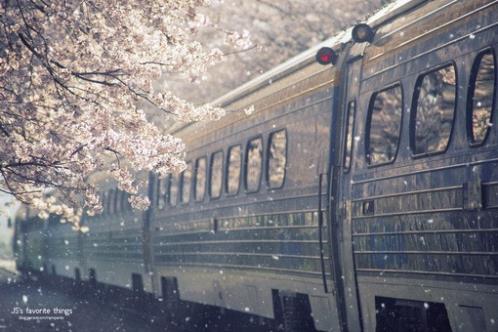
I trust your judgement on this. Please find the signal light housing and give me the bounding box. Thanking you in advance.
[316,47,338,65]
[352,23,375,43]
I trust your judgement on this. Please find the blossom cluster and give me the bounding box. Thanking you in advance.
[0,0,249,228]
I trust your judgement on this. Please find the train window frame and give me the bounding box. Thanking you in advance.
[467,48,496,147]
[225,144,242,196]
[266,128,287,189]
[343,100,356,172]
[179,161,192,205]
[410,62,458,158]
[365,83,404,167]
[209,150,224,200]
[194,156,207,202]
[244,135,264,193]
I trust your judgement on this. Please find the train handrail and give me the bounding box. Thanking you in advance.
[318,173,329,293]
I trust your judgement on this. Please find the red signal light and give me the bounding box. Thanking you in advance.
[316,47,337,65]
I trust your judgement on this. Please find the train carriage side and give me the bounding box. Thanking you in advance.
[78,178,153,293]
[149,45,345,331]
[339,1,498,331]
[45,216,84,281]
[14,210,47,275]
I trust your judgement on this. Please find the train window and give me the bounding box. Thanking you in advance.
[156,177,162,208]
[110,189,116,214]
[180,162,192,204]
[163,175,170,207]
[102,191,108,215]
[195,157,207,201]
[106,189,112,214]
[210,151,223,199]
[157,176,167,209]
[120,191,126,211]
[411,64,456,155]
[124,191,132,210]
[170,174,178,206]
[245,137,263,192]
[109,189,115,214]
[226,145,242,195]
[344,100,356,171]
[267,129,287,188]
[115,190,121,212]
[468,50,496,145]
[366,85,403,165]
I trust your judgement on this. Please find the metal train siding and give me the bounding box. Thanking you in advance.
[13,1,498,331]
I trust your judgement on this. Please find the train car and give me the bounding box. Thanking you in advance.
[13,0,498,331]
[13,206,47,275]
[75,176,154,294]
[338,1,498,331]
[147,32,345,331]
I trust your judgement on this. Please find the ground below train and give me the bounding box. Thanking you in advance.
[0,262,281,332]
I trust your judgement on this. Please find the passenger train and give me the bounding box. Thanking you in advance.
[13,0,498,331]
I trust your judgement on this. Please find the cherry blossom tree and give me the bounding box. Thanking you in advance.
[0,0,250,228]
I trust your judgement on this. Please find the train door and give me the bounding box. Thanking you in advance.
[330,47,365,332]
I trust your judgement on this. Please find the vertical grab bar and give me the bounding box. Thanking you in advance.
[318,173,329,293]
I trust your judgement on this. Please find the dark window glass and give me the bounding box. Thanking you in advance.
[180,162,192,203]
[210,151,223,198]
[469,51,496,145]
[367,85,403,164]
[246,137,263,192]
[267,130,287,188]
[412,64,456,154]
[226,145,242,194]
[195,157,207,201]
[344,100,356,170]
[169,175,178,206]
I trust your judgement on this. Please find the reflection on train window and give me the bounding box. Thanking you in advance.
[226,145,242,195]
[344,100,356,171]
[412,64,456,155]
[366,85,403,165]
[180,162,192,203]
[468,50,496,145]
[210,151,223,199]
[267,130,287,188]
[169,175,178,206]
[246,137,263,192]
[157,175,168,209]
[195,157,207,201]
